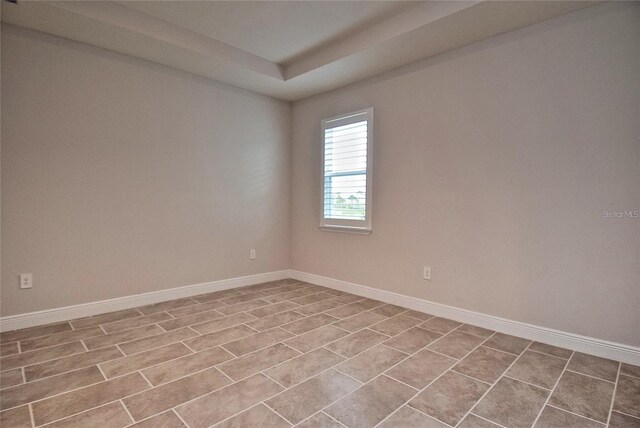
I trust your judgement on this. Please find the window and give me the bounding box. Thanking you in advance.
[320,108,373,234]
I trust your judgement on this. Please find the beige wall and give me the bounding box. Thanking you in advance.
[291,3,640,346]
[1,3,638,347]
[1,25,291,316]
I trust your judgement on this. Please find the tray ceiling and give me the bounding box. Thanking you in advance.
[1,1,600,101]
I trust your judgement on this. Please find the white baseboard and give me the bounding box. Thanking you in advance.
[289,270,640,365]
[0,270,289,332]
[3,268,638,365]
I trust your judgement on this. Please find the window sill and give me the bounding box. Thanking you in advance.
[319,225,372,235]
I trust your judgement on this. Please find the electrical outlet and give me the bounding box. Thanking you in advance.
[20,273,33,289]
[250,249,256,260]
[423,266,431,281]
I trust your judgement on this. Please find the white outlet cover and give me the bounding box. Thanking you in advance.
[20,273,33,289]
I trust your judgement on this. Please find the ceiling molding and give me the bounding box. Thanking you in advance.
[1,1,602,101]
[283,1,479,80]
[52,1,284,80]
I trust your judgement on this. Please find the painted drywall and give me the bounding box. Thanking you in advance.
[1,25,291,316]
[291,3,640,346]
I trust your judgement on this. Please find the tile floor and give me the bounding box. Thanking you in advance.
[0,279,638,428]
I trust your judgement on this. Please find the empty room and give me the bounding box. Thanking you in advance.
[0,1,638,427]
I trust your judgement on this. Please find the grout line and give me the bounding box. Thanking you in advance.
[21,331,109,354]
[367,369,419,391]
[96,363,108,380]
[455,327,495,340]
[156,324,170,333]
[241,323,261,333]
[259,367,311,389]
[187,326,200,336]
[480,343,522,357]
[314,320,418,357]
[526,347,571,361]
[16,351,124,386]
[529,350,575,427]
[242,344,304,375]
[416,346,463,362]
[288,321,475,427]
[34,363,232,428]
[115,343,126,356]
[451,338,532,428]
[247,306,301,321]
[110,329,199,356]
[213,347,304,386]
[256,321,427,426]
[618,371,640,380]
[0,370,122,412]
[371,329,392,339]
[28,403,35,428]
[190,316,257,336]
[331,325,353,335]
[218,368,236,384]
[564,368,617,384]
[24,345,126,382]
[331,366,368,387]
[5,283,633,428]
[473,343,529,358]
[18,333,107,355]
[138,358,231,388]
[502,375,552,391]
[262,401,296,426]
[218,343,239,358]
[208,404,277,428]
[0,322,76,346]
[403,313,435,322]
[605,362,622,427]
[359,312,419,333]
[544,403,608,426]
[469,412,508,428]
[609,409,640,421]
[152,372,270,426]
[1,346,88,375]
[378,343,411,356]
[138,370,154,388]
[280,322,333,336]
[375,332,499,428]
[35,399,125,427]
[180,340,197,354]
[409,405,456,427]
[0,299,357,399]
[418,325,460,336]
[172,409,192,428]
[322,411,350,428]
[452,370,493,386]
[120,399,136,425]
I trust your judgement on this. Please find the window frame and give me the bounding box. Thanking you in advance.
[319,107,373,235]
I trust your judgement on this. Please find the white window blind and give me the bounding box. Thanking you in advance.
[320,108,373,234]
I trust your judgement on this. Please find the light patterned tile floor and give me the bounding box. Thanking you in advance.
[0,280,638,428]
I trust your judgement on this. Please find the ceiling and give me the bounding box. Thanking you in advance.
[120,1,412,64]
[1,1,600,101]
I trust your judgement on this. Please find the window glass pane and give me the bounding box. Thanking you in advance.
[324,121,367,174]
[324,174,366,220]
